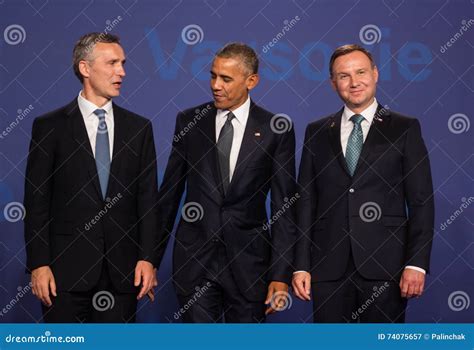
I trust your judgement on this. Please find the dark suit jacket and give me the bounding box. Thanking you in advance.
[24,99,159,293]
[295,104,434,282]
[156,101,297,301]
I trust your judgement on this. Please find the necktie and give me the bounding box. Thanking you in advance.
[94,109,110,199]
[217,112,235,195]
[345,114,364,176]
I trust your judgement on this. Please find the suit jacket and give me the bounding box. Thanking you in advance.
[295,104,434,282]
[156,101,297,301]
[24,99,159,293]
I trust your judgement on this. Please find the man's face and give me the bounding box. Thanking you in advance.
[80,42,126,105]
[210,56,258,111]
[331,51,378,113]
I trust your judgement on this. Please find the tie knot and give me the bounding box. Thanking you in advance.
[94,109,106,120]
[350,114,364,125]
[226,111,235,123]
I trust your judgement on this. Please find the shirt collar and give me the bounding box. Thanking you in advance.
[216,96,251,125]
[342,98,378,124]
[77,90,113,118]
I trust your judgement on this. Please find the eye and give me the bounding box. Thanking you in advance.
[223,77,231,83]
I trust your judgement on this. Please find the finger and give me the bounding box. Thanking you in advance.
[264,287,273,305]
[147,290,155,302]
[406,284,415,299]
[265,306,275,315]
[400,281,408,298]
[134,267,142,287]
[50,278,57,297]
[41,283,52,306]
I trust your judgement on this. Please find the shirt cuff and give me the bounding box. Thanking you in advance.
[293,270,309,275]
[405,265,426,274]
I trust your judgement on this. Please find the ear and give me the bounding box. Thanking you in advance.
[373,65,379,83]
[246,73,259,91]
[330,77,337,92]
[78,60,90,80]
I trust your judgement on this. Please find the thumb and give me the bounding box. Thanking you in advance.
[304,278,311,295]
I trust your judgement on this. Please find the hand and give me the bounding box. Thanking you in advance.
[265,281,289,315]
[146,268,158,302]
[292,271,311,301]
[31,266,57,307]
[399,268,425,298]
[134,260,155,300]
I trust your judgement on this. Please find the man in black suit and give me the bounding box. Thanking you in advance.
[24,33,158,323]
[156,43,296,322]
[292,44,434,323]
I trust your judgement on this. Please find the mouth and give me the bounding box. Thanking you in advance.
[213,94,225,100]
[112,82,122,88]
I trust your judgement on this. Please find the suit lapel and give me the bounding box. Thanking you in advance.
[106,103,125,199]
[353,104,391,177]
[66,100,103,200]
[328,108,351,177]
[198,105,224,198]
[226,101,265,196]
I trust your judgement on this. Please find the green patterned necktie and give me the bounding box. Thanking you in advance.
[345,114,365,176]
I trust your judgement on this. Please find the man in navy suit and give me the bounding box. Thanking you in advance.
[156,43,297,322]
[292,44,434,323]
[24,33,159,322]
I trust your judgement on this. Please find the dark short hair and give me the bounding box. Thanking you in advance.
[72,32,121,83]
[329,44,375,78]
[215,42,259,75]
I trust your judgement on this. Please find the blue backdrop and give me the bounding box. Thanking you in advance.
[0,0,472,323]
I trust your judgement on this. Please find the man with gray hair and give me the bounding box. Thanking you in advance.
[24,32,159,322]
[156,42,297,322]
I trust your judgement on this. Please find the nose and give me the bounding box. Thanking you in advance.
[117,64,126,77]
[211,77,221,91]
[350,74,360,87]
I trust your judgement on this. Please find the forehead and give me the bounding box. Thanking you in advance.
[91,42,125,58]
[332,51,372,71]
[211,56,246,75]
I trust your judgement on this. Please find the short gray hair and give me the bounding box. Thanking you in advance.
[72,32,121,83]
[215,42,259,75]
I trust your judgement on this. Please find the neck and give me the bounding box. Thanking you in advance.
[81,89,110,107]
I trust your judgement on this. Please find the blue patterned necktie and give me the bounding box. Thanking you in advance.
[345,114,365,176]
[94,109,110,199]
[217,111,235,195]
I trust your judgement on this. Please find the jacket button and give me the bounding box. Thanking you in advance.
[349,188,355,193]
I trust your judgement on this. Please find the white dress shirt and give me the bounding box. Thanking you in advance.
[77,91,114,159]
[294,98,425,275]
[215,96,250,181]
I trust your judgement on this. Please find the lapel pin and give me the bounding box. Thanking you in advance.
[330,121,335,128]
[374,115,383,122]
[254,132,261,137]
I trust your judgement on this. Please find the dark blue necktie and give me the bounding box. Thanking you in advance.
[345,114,364,176]
[94,109,110,199]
